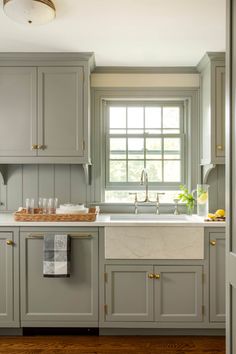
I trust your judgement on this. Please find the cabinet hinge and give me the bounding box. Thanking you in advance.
[104,304,108,315]
[104,272,108,282]
[202,305,205,315]
[82,141,85,151]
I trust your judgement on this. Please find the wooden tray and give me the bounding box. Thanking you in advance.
[14,208,98,222]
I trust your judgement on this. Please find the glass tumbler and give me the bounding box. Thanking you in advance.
[25,198,35,214]
[48,198,58,214]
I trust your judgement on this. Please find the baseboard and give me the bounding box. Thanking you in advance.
[99,328,226,336]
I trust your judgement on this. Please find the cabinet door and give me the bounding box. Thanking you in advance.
[105,265,154,322]
[215,66,225,159]
[0,67,37,156]
[38,67,84,157]
[154,266,203,322]
[20,230,98,325]
[0,231,19,327]
[209,232,225,322]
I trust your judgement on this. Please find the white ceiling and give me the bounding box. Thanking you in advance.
[0,0,226,67]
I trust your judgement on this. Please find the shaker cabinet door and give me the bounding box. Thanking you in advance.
[215,66,225,159]
[154,265,203,322]
[37,67,84,157]
[104,265,154,322]
[0,231,19,327]
[0,67,37,156]
[209,232,225,322]
[20,230,98,326]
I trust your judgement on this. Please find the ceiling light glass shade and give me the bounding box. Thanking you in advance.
[3,0,56,25]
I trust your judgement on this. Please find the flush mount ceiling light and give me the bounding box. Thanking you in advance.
[3,0,56,25]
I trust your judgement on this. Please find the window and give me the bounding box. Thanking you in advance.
[105,101,186,202]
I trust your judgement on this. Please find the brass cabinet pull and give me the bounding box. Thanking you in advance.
[6,240,14,246]
[210,240,216,246]
[217,145,223,150]
[27,233,92,239]
[154,274,161,279]
[148,273,154,279]
[37,145,44,150]
[31,144,38,150]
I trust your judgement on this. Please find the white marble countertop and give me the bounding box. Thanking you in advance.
[0,213,226,227]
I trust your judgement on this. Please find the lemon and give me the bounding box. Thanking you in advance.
[197,192,208,204]
[208,213,216,220]
[215,209,225,217]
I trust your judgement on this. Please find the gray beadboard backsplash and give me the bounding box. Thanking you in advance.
[0,164,225,212]
[0,165,88,212]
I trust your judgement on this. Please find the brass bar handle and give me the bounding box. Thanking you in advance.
[217,145,223,150]
[31,144,38,150]
[148,273,154,279]
[154,274,160,279]
[210,240,216,246]
[37,145,44,150]
[27,233,92,239]
[6,240,14,246]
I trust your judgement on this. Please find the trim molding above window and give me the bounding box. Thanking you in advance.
[91,87,200,205]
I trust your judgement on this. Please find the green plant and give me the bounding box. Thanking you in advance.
[178,185,195,214]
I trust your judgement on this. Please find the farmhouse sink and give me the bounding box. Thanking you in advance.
[109,214,200,222]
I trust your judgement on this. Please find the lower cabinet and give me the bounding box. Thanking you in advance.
[0,229,19,328]
[20,229,98,326]
[104,265,203,323]
[209,231,225,322]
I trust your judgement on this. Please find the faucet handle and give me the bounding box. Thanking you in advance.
[156,192,165,201]
[129,192,138,202]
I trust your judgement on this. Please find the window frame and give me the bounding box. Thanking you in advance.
[91,87,200,205]
[105,100,187,191]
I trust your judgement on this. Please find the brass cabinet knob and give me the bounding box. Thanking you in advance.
[31,144,38,150]
[154,274,161,279]
[210,240,216,246]
[6,240,14,246]
[37,145,44,150]
[148,273,154,279]
[217,145,223,150]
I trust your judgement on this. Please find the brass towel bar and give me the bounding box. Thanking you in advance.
[27,233,92,239]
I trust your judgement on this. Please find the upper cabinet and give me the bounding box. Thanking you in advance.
[0,53,95,165]
[197,52,225,166]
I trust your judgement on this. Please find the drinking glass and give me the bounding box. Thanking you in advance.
[25,198,35,214]
[48,198,58,214]
[42,198,48,214]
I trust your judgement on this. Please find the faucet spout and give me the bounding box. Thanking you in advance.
[140,169,149,202]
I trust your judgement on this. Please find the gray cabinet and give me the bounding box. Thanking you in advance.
[197,52,225,165]
[154,266,203,322]
[104,264,203,323]
[0,67,37,157]
[37,67,84,157]
[0,229,19,327]
[20,229,98,326]
[0,53,94,165]
[209,231,225,322]
[105,265,154,322]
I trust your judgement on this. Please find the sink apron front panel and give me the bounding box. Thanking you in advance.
[105,227,204,259]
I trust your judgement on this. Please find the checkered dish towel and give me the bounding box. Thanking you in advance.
[43,235,71,277]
